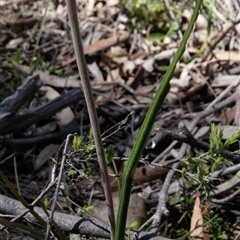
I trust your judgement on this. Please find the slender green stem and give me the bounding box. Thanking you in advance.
[114,1,203,239]
[65,0,115,238]
[31,0,50,74]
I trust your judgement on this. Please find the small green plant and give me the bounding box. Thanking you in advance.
[0,51,26,101]
[172,123,240,239]
[32,56,66,75]
[67,169,77,177]
[181,123,239,198]
[69,133,115,181]
[13,50,23,64]
[104,148,114,165]
[72,133,96,158]
[118,0,179,33]
[79,201,93,216]
[168,192,182,207]
[206,123,239,170]
[72,135,84,151]
[127,221,139,239]
[29,0,66,75]
[204,213,228,240]
[43,197,49,208]
[209,123,225,154]
[65,0,203,239]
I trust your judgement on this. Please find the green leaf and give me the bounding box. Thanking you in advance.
[88,128,95,143]
[85,144,96,156]
[72,135,83,151]
[68,169,77,176]
[127,221,138,230]
[148,33,165,41]
[14,50,22,64]
[209,123,224,154]
[43,197,49,207]
[224,129,240,148]
[104,148,114,165]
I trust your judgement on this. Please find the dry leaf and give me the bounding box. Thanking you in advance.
[84,31,129,55]
[212,75,239,87]
[122,60,135,76]
[212,50,240,61]
[34,144,60,171]
[87,61,104,82]
[190,192,204,239]
[106,68,124,83]
[38,71,80,88]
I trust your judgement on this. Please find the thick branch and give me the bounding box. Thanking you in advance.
[0,194,172,240]
[0,88,84,135]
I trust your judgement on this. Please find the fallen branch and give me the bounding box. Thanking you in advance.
[0,75,41,124]
[0,88,84,135]
[0,194,172,240]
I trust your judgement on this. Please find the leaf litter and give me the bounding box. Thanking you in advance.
[0,0,240,239]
